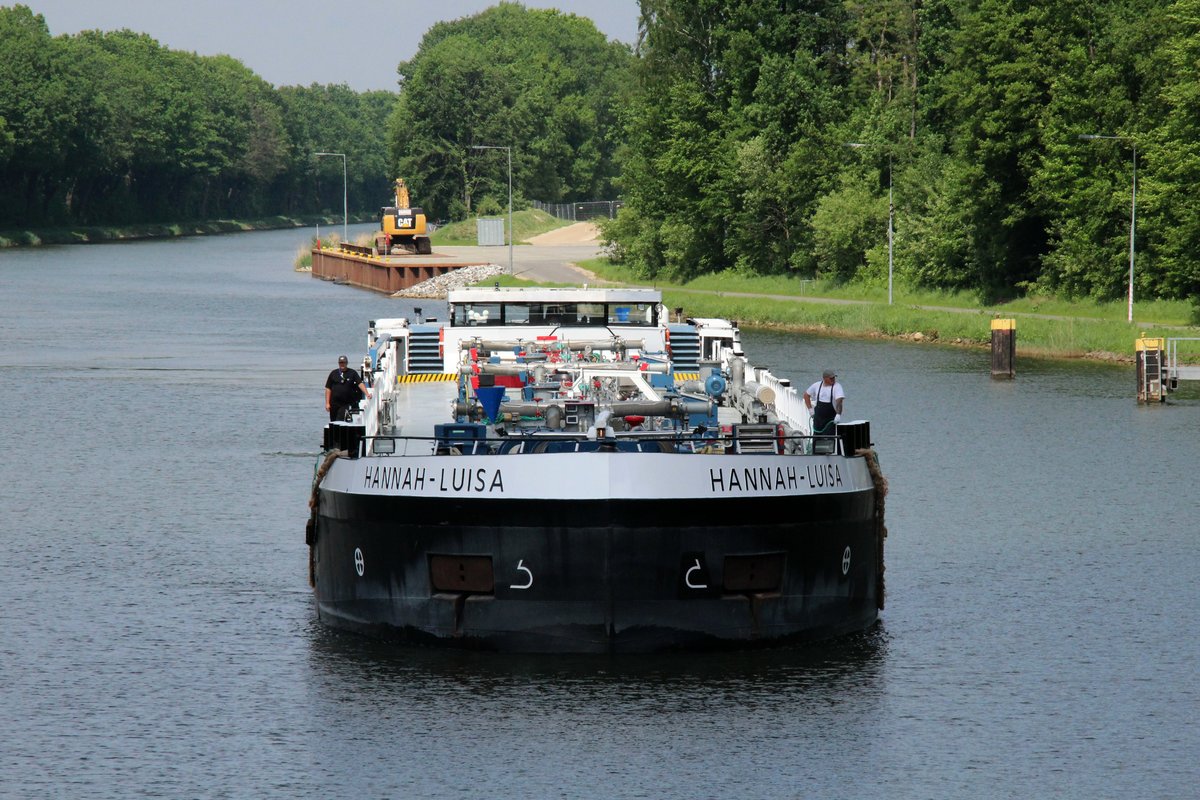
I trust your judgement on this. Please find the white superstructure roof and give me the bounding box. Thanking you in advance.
[448,287,662,304]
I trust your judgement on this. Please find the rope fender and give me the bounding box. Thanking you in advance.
[856,448,888,610]
[307,449,348,587]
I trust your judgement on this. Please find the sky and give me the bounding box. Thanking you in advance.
[24,0,641,92]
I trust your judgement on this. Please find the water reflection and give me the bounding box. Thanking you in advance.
[305,622,889,704]
[297,621,893,797]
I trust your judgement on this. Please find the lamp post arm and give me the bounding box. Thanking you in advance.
[509,148,514,275]
[887,155,894,306]
[1078,134,1137,323]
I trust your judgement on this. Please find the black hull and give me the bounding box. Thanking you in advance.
[311,490,882,653]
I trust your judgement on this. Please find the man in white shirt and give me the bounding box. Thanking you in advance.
[803,369,845,434]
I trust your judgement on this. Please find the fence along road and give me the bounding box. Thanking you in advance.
[532,199,623,221]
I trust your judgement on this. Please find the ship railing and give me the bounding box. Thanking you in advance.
[752,367,811,435]
[358,331,407,438]
[1166,337,1200,387]
[351,430,862,458]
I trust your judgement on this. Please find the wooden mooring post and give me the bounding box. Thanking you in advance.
[990,318,1016,379]
[1136,336,1166,403]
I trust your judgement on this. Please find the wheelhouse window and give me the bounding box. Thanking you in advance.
[450,301,659,326]
[452,303,502,326]
[576,303,605,325]
[607,303,656,326]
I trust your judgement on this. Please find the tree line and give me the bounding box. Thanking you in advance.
[613,0,1199,303]
[4,1,1199,303]
[0,2,631,232]
[387,2,633,221]
[0,4,393,228]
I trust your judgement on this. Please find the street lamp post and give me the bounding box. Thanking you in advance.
[314,152,347,242]
[471,145,513,275]
[847,142,894,305]
[887,155,893,306]
[1079,134,1137,323]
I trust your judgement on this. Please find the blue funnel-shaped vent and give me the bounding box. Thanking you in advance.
[475,385,506,422]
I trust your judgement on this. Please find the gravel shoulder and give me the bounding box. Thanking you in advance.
[524,222,600,245]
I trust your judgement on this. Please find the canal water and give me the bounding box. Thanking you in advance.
[1,227,1196,798]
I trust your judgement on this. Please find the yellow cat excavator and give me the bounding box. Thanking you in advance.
[375,178,432,255]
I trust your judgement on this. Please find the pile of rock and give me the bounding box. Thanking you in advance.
[393,263,506,298]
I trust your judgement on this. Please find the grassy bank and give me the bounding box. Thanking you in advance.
[515,258,1199,363]
[430,209,570,246]
[0,212,373,247]
[655,290,1148,360]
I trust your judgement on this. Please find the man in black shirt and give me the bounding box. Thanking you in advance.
[325,355,371,422]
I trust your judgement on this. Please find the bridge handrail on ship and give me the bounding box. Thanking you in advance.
[338,431,853,458]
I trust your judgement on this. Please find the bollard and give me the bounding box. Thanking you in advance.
[990,318,1016,379]
[1135,335,1166,403]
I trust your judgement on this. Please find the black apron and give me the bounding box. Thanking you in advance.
[813,382,837,434]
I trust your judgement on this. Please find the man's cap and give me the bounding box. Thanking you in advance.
[823,369,836,379]
[338,355,348,363]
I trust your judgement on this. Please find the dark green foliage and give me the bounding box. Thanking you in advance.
[0,4,392,228]
[8,0,1200,304]
[387,2,633,220]
[276,84,394,216]
[610,0,1198,302]
[614,0,854,281]
[1144,0,1200,302]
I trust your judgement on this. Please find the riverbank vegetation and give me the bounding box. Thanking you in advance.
[606,0,1200,310]
[4,0,1200,320]
[385,1,1200,312]
[0,5,392,231]
[0,212,370,248]
[556,257,1189,361]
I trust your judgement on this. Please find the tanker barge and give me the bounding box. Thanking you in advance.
[307,287,886,652]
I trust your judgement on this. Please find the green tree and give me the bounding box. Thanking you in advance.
[614,0,852,280]
[0,4,396,229]
[811,172,886,281]
[1028,1,1167,299]
[388,2,632,220]
[1141,0,1200,301]
[277,84,394,217]
[0,5,83,225]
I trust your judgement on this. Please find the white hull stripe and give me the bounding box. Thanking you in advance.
[323,453,872,500]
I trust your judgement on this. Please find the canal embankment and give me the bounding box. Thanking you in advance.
[0,212,374,247]
[554,258,1200,364]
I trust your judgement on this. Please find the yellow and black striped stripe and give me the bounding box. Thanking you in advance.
[398,372,699,384]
